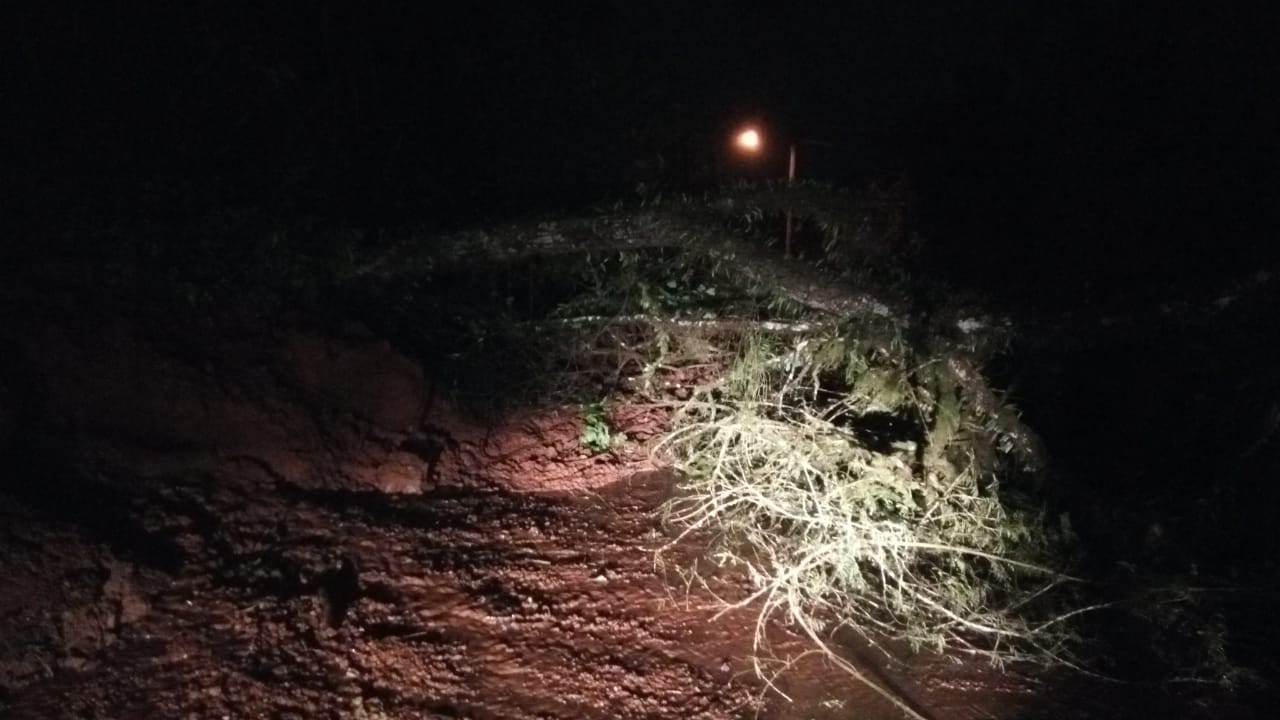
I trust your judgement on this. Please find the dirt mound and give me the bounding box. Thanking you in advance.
[0,313,776,718]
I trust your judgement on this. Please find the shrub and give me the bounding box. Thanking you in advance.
[654,330,1084,711]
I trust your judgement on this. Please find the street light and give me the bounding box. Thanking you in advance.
[733,125,800,257]
[735,128,762,152]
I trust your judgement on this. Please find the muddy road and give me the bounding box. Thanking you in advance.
[0,305,1258,719]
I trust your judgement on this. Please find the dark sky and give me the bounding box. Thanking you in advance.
[4,2,1277,292]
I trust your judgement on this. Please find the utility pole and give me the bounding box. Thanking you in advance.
[785,142,796,258]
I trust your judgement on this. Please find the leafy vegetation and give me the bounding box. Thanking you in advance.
[648,325,1080,715]
[579,400,625,454]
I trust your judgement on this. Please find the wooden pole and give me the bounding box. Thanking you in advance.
[785,143,796,258]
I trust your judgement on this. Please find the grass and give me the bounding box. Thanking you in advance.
[652,331,1086,715]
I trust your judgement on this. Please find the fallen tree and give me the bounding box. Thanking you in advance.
[328,184,1080,718]
[0,182,1100,719]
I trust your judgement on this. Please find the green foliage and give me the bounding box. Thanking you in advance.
[548,247,791,322]
[1118,586,1261,690]
[706,178,922,271]
[580,400,625,454]
[656,331,1082,684]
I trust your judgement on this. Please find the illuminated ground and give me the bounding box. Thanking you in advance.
[0,295,1256,719]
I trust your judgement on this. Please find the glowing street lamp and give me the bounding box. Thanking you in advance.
[735,127,762,152]
[733,125,800,257]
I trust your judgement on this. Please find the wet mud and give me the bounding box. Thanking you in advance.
[0,307,1259,719]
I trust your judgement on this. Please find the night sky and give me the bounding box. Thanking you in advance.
[5,2,1277,300]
